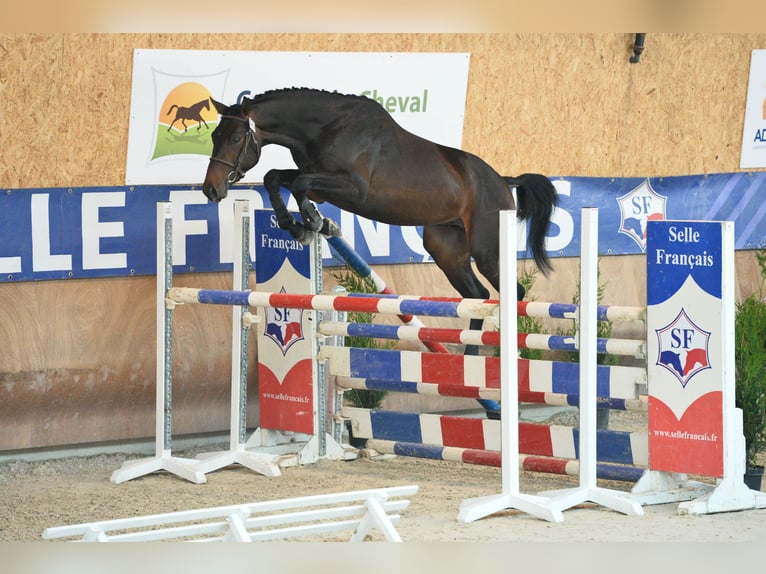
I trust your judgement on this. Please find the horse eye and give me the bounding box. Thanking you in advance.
[231,134,242,144]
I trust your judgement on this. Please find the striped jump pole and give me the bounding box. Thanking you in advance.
[363,440,646,483]
[335,374,648,412]
[342,408,648,472]
[326,233,502,416]
[519,301,646,323]
[326,235,454,354]
[167,288,500,320]
[322,345,647,412]
[318,320,645,358]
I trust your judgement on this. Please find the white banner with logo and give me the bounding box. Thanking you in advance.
[740,49,766,168]
[125,49,470,185]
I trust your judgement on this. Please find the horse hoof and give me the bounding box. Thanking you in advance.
[320,218,342,237]
[303,218,323,233]
[298,230,315,246]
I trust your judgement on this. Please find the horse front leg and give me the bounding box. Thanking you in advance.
[291,172,365,236]
[263,169,306,241]
[297,197,324,232]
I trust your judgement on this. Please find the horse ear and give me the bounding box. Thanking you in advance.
[241,96,253,115]
[210,98,228,115]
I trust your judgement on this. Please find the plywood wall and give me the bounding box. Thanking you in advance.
[2,33,762,187]
[1,33,765,450]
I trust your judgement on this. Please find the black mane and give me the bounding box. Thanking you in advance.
[250,87,370,104]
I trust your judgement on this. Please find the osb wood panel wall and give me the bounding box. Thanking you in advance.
[1,33,764,450]
[2,33,761,185]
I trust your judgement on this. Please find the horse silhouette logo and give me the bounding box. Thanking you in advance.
[166,98,211,132]
[617,179,667,251]
[153,81,217,160]
[264,288,304,355]
[655,308,711,388]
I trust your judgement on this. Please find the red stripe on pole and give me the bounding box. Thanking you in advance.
[482,331,501,346]
[518,332,529,349]
[520,455,571,475]
[331,297,381,313]
[517,359,546,403]
[421,353,465,384]
[436,384,483,399]
[441,416,486,450]
[266,293,315,309]
[485,356,501,388]
[419,327,464,345]
[519,421,555,457]
[462,449,501,467]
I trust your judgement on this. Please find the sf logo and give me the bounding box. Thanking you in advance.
[655,309,711,388]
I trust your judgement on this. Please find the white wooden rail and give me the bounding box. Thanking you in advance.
[43,485,418,542]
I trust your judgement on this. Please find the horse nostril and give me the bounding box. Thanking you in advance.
[203,184,217,203]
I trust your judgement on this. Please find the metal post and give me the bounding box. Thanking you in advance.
[110,202,205,484]
[193,200,281,477]
[458,210,562,523]
[546,208,643,516]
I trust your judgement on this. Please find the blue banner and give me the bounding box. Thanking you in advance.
[2,173,766,283]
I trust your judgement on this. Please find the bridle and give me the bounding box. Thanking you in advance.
[209,114,261,184]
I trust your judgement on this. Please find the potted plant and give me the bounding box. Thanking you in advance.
[331,266,389,447]
[734,246,766,490]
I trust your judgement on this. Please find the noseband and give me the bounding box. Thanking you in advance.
[209,114,260,183]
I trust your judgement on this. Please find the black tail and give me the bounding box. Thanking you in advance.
[504,173,558,276]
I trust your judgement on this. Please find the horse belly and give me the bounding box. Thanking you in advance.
[350,192,462,226]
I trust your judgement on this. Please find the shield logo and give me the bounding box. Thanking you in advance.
[617,180,667,251]
[264,288,304,355]
[655,308,711,388]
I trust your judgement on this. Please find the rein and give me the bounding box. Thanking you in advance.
[209,114,260,183]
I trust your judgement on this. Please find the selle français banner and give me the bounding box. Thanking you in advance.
[2,172,766,283]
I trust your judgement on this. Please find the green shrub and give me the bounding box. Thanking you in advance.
[558,260,617,367]
[735,246,766,468]
[330,266,389,410]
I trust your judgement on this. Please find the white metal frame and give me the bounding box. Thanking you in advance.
[541,208,644,516]
[458,210,563,523]
[192,200,282,478]
[110,202,205,484]
[43,485,418,542]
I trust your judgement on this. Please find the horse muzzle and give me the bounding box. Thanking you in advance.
[202,180,228,203]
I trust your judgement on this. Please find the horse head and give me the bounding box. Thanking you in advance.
[202,98,262,202]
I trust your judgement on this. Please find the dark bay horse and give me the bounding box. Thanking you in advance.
[202,88,558,307]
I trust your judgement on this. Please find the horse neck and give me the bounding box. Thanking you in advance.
[252,93,338,147]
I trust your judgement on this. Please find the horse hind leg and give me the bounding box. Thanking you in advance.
[423,224,501,419]
[421,223,491,343]
[423,223,491,302]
